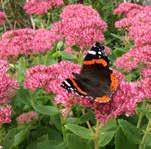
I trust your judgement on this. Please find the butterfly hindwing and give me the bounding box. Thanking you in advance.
[61,78,87,96]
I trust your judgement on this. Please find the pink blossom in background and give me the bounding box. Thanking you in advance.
[0,28,60,59]
[0,60,18,104]
[113,3,151,124]
[24,0,64,15]
[113,2,143,16]
[0,11,5,25]
[115,45,151,71]
[50,4,107,49]
[0,73,18,104]
[0,105,12,124]
[0,60,9,73]
[115,3,151,75]
[16,111,38,124]
[141,64,151,78]
[114,3,151,47]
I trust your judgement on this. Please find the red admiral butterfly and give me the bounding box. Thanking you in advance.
[61,42,119,103]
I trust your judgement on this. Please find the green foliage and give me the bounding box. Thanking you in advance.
[118,119,142,144]
[99,120,117,147]
[64,124,93,140]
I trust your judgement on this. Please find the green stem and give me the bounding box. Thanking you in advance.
[94,121,102,149]
[137,102,146,128]
[30,16,35,29]
[82,109,95,133]
[44,53,48,65]
[137,112,144,129]
[1,0,12,29]
[139,119,151,149]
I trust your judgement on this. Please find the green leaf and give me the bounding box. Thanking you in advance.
[50,113,62,132]
[33,104,59,116]
[113,48,125,57]
[99,119,117,147]
[66,133,93,149]
[64,124,93,140]
[13,127,29,147]
[48,128,62,141]
[61,52,76,61]
[3,128,17,149]
[110,33,123,40]
[13,87,31,109]
[56,41,64,50]
[115,128,137,149]
[66,117,79,124]
[118,119,142,144]
[3,126,30,149]
[144,134,151,147]
[37,135,66,149]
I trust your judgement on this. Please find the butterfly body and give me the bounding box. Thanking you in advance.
[61,43,119,103]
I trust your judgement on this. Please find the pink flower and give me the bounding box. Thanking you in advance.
[0,11,5,25]
[51,4,107,48]
[113,2,143,16]
[115,45,151,71]
[0,60,18,104]
[113,3,151,124]
[24,0,64,15]
[24,61,80,106]
[0,60,9,73]
[141,64,151,78]
[0,28,60,59]
[114,3,151,47]
[0,105,12,124]
[16,111,38,124]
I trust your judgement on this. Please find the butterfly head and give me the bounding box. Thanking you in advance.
[86,42,106,59]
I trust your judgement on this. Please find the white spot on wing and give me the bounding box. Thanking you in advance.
[98,51,102,55]
[88,50,96,55]
[64,80,71,87]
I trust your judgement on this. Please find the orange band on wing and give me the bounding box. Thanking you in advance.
[70,79,87,95]
[83,59,107,67]
[95,96,111,103]
[110,73,119,92]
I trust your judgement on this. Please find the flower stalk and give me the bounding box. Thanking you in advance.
[139,119,151,149]
[94,120,102,149]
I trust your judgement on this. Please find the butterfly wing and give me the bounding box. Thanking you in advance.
[75,43,113,102]
[61,43,118,103]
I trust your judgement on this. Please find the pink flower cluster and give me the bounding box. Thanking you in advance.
[115,3,151,73]
[109,2,151,123]
[16,111,38,124]
[115,45,151,71]
[114,2,151,47]
[0,60,18,104]
[24,0,64,15]
[0,60,18,124]
[0,11,5,25]
[114,2,143,17]
[0,106,12,124]
[51,4,107,49]
[24,61,80,106]
[0,28,60,59]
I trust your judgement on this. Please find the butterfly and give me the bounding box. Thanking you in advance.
[61,42,119,103]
